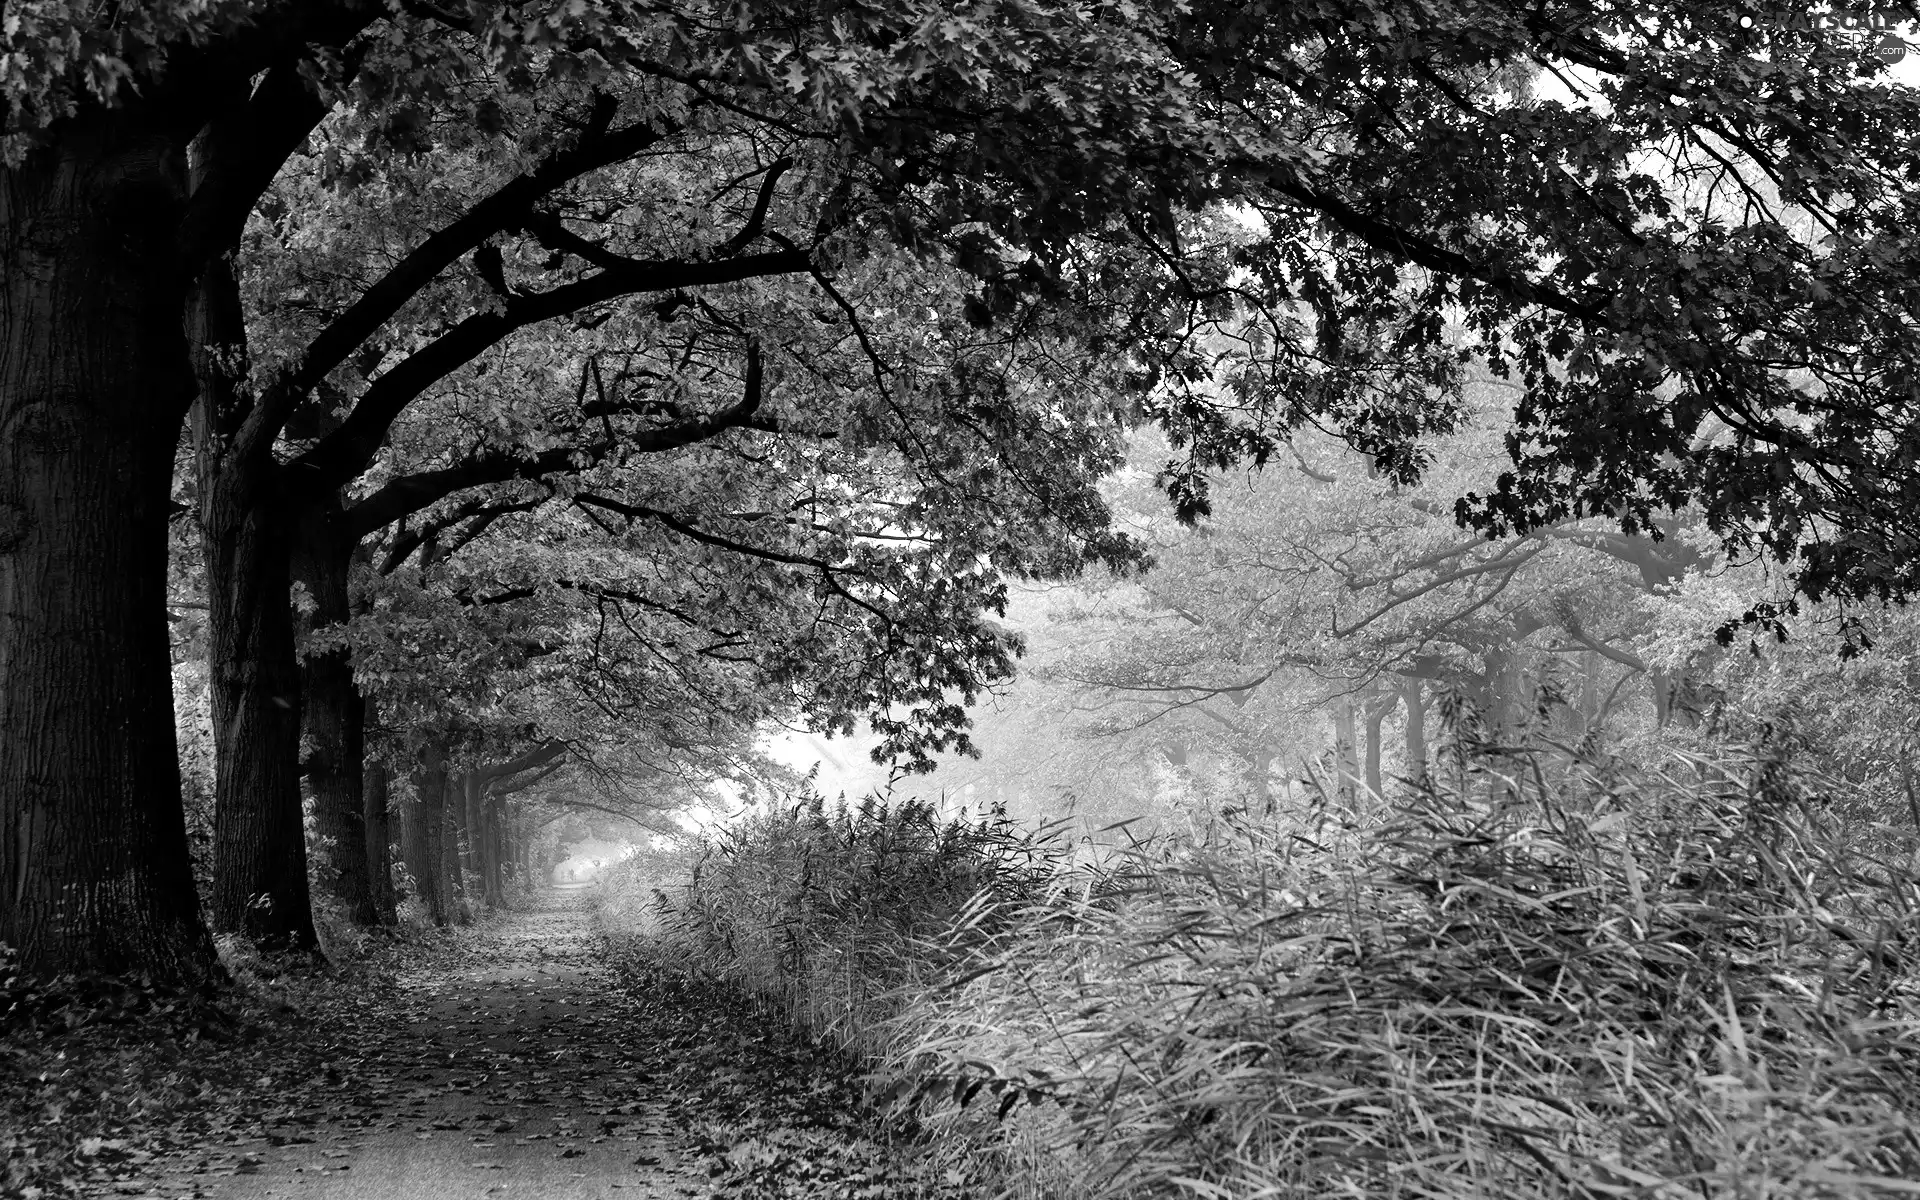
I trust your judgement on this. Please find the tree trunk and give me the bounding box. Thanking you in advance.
[404,740,448,926]
[453,768,476,879]
[1402,676,1428,785]
[0,117,217,982]
[293,499,376,925]
[1363,695,1387,798]
[443,777,467,921]
[461,770,482,883]
[364,758,396,925]
[1580,651,1599,737]
[1333,700,1359,804]
[1483,643,1522,744]
[520,821,536,891]
[483,793,506,907]
[195,343,315,952]
[1247,749,1275,811]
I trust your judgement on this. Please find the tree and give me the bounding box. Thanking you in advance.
[180,0,1204,949]
[1044,398,1721,805]
[1140,5,1920,620]
[3,0,1183,971]
[12,0,1920,978]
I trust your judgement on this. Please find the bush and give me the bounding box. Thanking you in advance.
[653,791,1072,1057]
[658,747,1920,1198]
[595,836,699,939]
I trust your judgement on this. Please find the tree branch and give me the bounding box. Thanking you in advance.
[493,759,565,797]
[379,494,548,574]
[289,252,802,493]
[354,340,765,548]
[1262,176,1605,324]
[1562,625,1649,674]
[715,157,795,258]
[481,740,568,786]
[259,101,682,452]
[349,448,581,540]
[179,61,336,275]
[572,494,846,574]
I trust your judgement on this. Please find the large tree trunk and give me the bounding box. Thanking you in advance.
[301,654,373,924]
[0,118,217,982]
[404,740,448,926]
[364,758,396,925]
[294,501,376,926]
[193,266,315,954]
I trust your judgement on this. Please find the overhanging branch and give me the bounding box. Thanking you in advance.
[290,253,802,493]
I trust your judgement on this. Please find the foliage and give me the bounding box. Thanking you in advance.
[1684,602,1920,835]
[663,738,1920,1199]
[879,408,1696,824]
[21,0,1920,612]
[645,790,1073,1059]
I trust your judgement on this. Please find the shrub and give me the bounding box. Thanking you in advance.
[655,791,1073,1057]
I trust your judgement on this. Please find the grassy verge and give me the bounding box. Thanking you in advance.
[638,747,1920,1198]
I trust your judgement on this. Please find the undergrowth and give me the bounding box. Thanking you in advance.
[643,744,1920,1199]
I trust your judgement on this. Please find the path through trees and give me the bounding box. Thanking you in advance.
[42,885,964,1200]
[190,886,699,1198]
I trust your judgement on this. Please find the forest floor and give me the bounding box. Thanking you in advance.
[4,887,969,1200]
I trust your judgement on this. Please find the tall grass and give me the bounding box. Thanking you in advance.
[648,792,1070,1058]
[651,748,1920,1198]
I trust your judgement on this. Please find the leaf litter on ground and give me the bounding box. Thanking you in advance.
[2,888,979,1200]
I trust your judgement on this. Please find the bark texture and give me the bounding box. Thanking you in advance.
[364,758,396,924]
[482,792,506,907]
[404,740,448,926]
[193,259,315,953]
[294,501,376,925]
[0,118,217,981]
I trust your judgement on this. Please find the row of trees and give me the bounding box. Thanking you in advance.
[8,0,1920,980]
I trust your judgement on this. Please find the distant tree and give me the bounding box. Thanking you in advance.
[1056,400,1729,800]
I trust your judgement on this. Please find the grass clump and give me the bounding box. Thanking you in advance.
[657,745,1920,1198]
[649,792,1068,1060]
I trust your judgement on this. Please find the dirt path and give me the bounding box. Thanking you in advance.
[140,887,708,1200]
